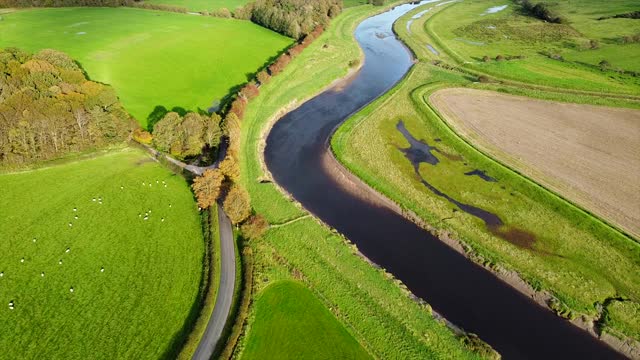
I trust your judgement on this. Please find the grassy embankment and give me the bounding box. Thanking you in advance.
[420,0,640,94]
[0,7,292,127]
[234,2,486,359]
[332,2,640,342]
[241,280,371,360]
[0,148,205,358]
[143,0,250,12]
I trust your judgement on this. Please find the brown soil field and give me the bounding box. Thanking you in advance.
[430,88,640,239]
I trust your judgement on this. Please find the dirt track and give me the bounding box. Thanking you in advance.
[430,88,640,238]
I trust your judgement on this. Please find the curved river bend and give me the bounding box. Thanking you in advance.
[264,2,626,359]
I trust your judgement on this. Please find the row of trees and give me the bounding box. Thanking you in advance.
[0,48,134,168]
[189,20,328,237]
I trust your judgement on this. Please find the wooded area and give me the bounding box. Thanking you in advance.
[0,48,134,168]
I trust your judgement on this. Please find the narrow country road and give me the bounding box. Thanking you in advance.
[192,204,235,360]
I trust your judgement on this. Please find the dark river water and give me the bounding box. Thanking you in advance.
[264,1,626,359]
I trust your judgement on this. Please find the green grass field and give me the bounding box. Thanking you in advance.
[0,149,205,358]
[234,2,485,359]
[143,0,250,12]
[330,3,640,342]
[0,7,292,127]
[241,281,372,360]
[421,0,640,94]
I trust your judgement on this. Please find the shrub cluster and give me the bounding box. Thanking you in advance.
[598,11,640,20]
[0,48,134,168]
[249,0,340,39]
[152,112,222,160]
[517,0,566,24]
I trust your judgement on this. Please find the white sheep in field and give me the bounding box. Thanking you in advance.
[59,260,63,265]
[20,258,24,263]
[156,180,159,184]
[69,287,74,293]
[68,223,73,227]
[161,218,165,222]
[73,208,77,212]
[120,186,124,190]
[41,272,45,277]
[65,248,70,253]
[100,267,105,273]
[169,204,172,208]
[74,215,79,220]
[0,272,4,277]
[144,217,149,221]
[92,198,96,202]
[32,238,36,243]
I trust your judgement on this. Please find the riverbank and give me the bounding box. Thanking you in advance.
[234,2,491,359]
[331,2,639,357]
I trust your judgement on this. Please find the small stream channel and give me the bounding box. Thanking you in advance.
[264,1,626,359]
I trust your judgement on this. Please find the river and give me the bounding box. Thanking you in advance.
[264,1,626,359]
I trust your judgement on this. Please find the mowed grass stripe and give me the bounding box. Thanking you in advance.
[0,8,292,126]
[241,280,372,360]
[0,149,204,359]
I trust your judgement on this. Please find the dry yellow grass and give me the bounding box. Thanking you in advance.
[430,88,640,238]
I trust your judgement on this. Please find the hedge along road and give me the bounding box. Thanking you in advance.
[264,1,627,359]
[192,204,235,360]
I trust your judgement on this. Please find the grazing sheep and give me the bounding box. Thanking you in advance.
[142,182,145,186]
[120,186,124,190]
[74,215,79,220]
[0,272,4,277]
[98,201,102,205]
[70,287,74,293]
[32,238,36,243]
[161,218,165,222]
[138,213,142,217]
[73,208,77,212]
[164,184,167,188]
[169,204,172,208]
[92,198,96,202]
[41,272,45,277]
[59,260,63,265]
[68,223,73,227]
[156,180,159,184]
[9,301,14,310]
[100,267,104,273]
[65,248,70,253]
[20,258,24,263]
[143,217,148,221]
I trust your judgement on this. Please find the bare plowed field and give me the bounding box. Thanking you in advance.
[430,88,640,238]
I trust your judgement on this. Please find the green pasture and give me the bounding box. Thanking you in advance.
[0,149,205,358]
[241,280,371,360]
[143,0,250,11]
[235,3,483,359]
[0,7,292,127]
[331,55,640,339]
[422,0,640,93]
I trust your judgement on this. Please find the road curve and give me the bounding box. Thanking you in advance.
[192,204,235,360]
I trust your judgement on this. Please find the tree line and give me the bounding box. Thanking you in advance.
[0,48,134,168]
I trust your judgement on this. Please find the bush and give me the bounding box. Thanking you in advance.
[348,58,361,68]
[256,70,270,85]
[133,128,153,144]
[495,54,505,61]
[482,55,491,62]
[519,0,566,24]
[477,75,491,83]
[240,214,269,240]
[599,59,611,71]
